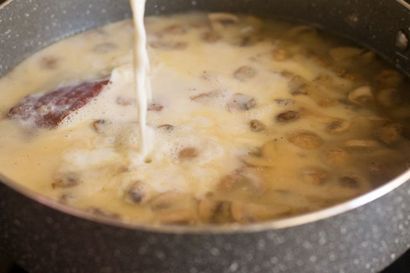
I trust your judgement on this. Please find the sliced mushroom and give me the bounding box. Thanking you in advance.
[158,24,187,36]
[247,146,262,157]
[198,198,233,223]
[287,131,323,149]
[276,110,300,123]
[208,12,239,27]
[236,35,261,47]
[91,119,112,135]
[272,48,290,61]
[116,96,134,106]
[301,167,329,186]
[241,144,274,167]
[231,202,276,223]
[241,155,274,168]
[124,181,148,204]
[148,103,164,112]
[190,91,220,102]
[39,56,59,70]
[59,193,75,204]
[249,119,266,132]
[376,88,401,107]
[149,192,197,224]
[157,124,175,132]
[201,31,221,43]
[233,65,257,81]
[178,147,199,160]
[347,86,374,105]
[218,171,262,194]
[274,98,294,106]
[287,74,308,96]
[326,119,351,134]
[376,69,402,88]
[329,47,362,61]
[227,93,256,111]
[344,139,380,150]
[324,148,348,166]
[52,172,81,189]
[360,51,375,63]
[376,123,403,145]
[337,176,361,189]
[92,42,117,54]
[87,208,121,219]
[149,40,188,50]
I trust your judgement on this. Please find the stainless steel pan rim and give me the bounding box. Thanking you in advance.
[1,169,409,234]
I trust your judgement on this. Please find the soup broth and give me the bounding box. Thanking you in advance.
[0,13,409,225]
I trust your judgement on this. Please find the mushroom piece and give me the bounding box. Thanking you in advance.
[158,24,187,36]
[337,176,361,189]
[91,119,112,135]
[286,74,308,96]
[87,208,121,219]
[329,47,362,62]
[274,98,294,106]
[116,96,134,106]
[344,139,380,150]
[347,86,374,105]
[249,119,266,132]
[157,124,175,132]
[59,193,75,205]
[324,148,348,166]
[231,202,276,223]
[233,65,257,81]
[376,123,403,145]
[360,51,375,63]
[376,88,401,108]
[227,93,256,111]
[376,69,402,88]
[201,31,221,43]
[326,119,351,134]
[149,192,197,225]
[39,56,59,70]
[190,91,221,102]
[198,198,233,223]
[235,35,262,47]
[149,40,188,50]
[276,110,300,123]
[178,147,199,160]
[287,131,323,150]
[124,181,148,204]
[218,170,263,194]
[148,103,164,112]
[52,172,81,189]
[301,167,329,186]
[241,144,274,167]
[272,48,290,61]
[208,12,239,27]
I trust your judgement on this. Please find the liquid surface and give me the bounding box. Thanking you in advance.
[0,13,409,225]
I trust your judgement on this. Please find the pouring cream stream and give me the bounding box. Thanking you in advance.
[129,0,151,159]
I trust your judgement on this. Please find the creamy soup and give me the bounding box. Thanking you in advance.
[0,13,409,225]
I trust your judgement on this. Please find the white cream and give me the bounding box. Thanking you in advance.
[130,0,152,159]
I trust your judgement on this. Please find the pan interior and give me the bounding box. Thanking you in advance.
[3,0,408,232]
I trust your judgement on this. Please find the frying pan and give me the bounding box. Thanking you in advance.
[0,0,409,272]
